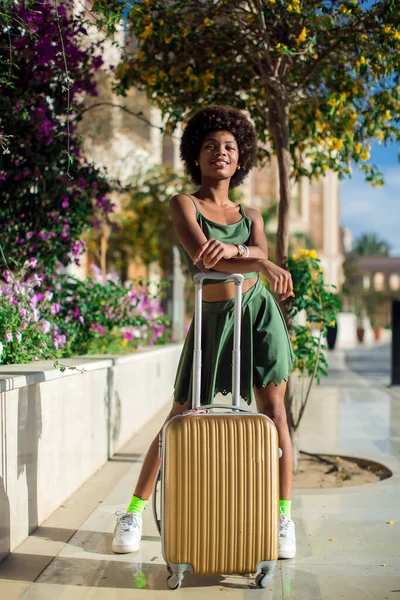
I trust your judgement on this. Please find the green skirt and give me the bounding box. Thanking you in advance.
[173,276,295,407]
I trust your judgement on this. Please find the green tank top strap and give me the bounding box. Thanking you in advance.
[178,192,200,217]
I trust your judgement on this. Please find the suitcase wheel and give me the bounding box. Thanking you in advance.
[166,574,183,590]
[255,569,274,589]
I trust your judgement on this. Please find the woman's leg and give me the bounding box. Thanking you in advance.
[133,398,189,500]
[253,381,292,500]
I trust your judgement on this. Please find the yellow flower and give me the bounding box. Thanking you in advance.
[203,17,212,27]
[115,62,129,79]
[376,130,384,141]
[296,27,307,44]
[355,142,362,154]
[339,4,351,14]
[329,320,336,327]
[293,344,298,350]
[268,0,276,3]
[360,56,367,65]
[292,254,297,260]
[316,323,323,329]
[309,249,317,260]
[331,138,344,151]
[276,43,282,50]
[385,109,392,121]
[394,31,400,41]
[287,4,294,12]
[141,23,153,40]
[383,25,392,34]
[291,336,297,342]
[360,33,368,40]
[360,150,370,161]
[306,322,311,328]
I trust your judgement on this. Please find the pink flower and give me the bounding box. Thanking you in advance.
[51,303,61,315]
[3,270,10,283]
[123,331,134,341]
[61,199,69,208]
[39,320,51,334]
[5,332,13,342]
[73,308,80,318]
[20,308,28,319]
[93,323,106,335]
[16,331,22,344]
[25,257,38,269]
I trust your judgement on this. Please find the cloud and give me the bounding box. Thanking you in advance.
[341,166,400,255]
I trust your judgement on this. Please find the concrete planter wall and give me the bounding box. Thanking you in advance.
[0,344,182,560]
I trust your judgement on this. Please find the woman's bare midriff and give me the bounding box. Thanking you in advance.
[202,275,258,302]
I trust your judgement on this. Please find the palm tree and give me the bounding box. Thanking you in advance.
[352,233,391,256]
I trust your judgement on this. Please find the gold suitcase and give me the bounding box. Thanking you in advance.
[153,272,280,589]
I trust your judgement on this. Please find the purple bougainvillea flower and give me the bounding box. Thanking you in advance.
[51,303,61,315]
[123,331,134,341]
[73,308,80,318]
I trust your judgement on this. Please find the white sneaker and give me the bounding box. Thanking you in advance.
[112,511,143,554]
[278,514,296,559]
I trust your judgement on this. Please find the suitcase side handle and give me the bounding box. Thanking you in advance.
[193,272,244,285]
[193,272,244,411]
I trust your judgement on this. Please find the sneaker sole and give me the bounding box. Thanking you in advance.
[278,548,296,560]
[112,543,140,554]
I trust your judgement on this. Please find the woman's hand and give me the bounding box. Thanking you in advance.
[260,259,295,301]
[193,239,237,269]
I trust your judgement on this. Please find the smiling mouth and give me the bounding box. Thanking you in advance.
[210,160,229,167]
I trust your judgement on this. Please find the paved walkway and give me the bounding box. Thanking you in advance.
[0,347,399,599]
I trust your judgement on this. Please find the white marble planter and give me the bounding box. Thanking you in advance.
[0,344,183,559]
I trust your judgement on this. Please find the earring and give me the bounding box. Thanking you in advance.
[237,165,241,171]
[195,160,199,166]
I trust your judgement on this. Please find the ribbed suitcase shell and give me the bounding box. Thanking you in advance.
[161,412,279,575]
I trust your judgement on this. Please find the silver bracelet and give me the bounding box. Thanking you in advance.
[244,245,249,258]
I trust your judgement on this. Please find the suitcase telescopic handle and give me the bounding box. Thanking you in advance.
[192,272,244,411]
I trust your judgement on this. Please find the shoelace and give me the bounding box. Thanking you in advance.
[115,511,140,533]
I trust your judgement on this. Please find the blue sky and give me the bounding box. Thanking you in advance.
[340,143,400,255]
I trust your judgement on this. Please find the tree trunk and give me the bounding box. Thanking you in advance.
[267,96,291,269]
[267,93,297,464]
[290,427,300,474]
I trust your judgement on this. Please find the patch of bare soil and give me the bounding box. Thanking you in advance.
[292,452,392,489]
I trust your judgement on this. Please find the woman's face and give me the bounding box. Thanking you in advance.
[197,130,239,183]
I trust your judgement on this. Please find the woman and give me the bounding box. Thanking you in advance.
[112,105,296,560]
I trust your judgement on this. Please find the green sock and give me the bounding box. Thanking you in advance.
[127,494,148,514]
[279,499,292,520]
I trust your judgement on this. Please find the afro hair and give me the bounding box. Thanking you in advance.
[180,105,258,189]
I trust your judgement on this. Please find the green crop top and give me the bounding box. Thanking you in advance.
[177,193,259,285]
